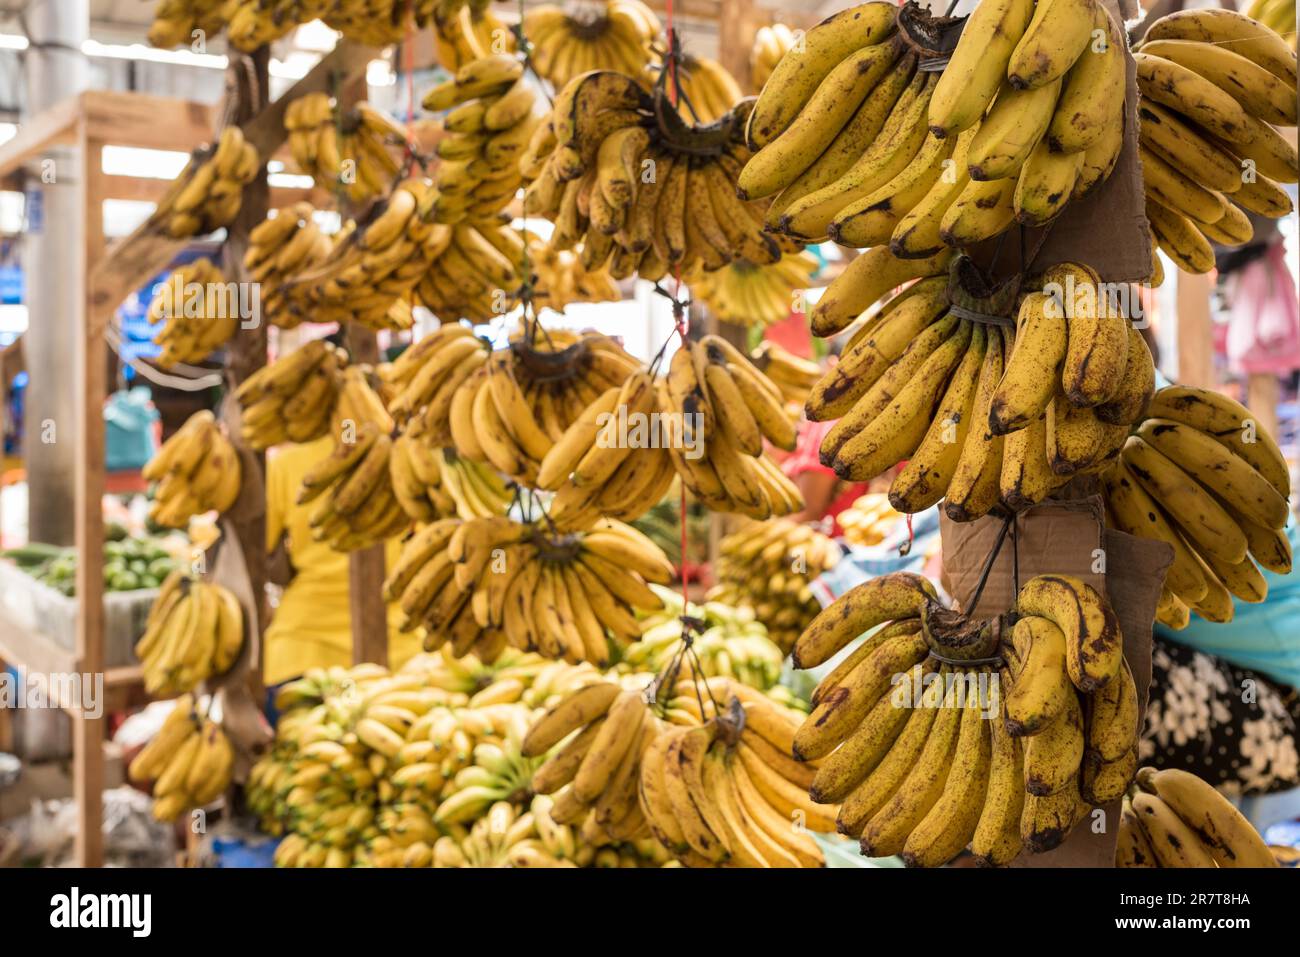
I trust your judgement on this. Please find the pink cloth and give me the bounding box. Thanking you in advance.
[1225,242,1300,376]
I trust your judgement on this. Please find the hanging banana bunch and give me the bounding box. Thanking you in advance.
[148,258,238,367]
[523,0,660,90]
[285,93,409,205]
[749,339,822,415]
[129,695,235,823]
[1245,0,1297,50]
[431,0,515,72]
[750,23,799,92]
[136,571,245,697]
[390,419,514,523]
[152,126,261,239]
[234,338,345,450]
[143,410,242,528]
[686,251,817,327]
[147,0,233,48]
[1102,385,1292,628]
[298,421,410,553]
[244,203,333,330]
[529,239,623,309]
[1134,9,1297,274]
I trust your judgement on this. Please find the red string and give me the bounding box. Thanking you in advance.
[673,263,690,607]
[906,512,914,547]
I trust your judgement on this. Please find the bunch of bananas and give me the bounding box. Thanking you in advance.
[382,515,674,665]
[423,55,539,222]
[1102,385,1292,628]
[523,0,660,90]
[225,0,413,50]
[431,0,514,72]
[147,258,236,367]
[416,217,530,321]
[243,203,332,330]
[791,571,1134,865]
[129,695,234,823]
[686,251,817,328]
[660,335,803,519]
[529,239,622,309]
[628,585,786,689]
[743,0,1125,248]
[650,54,744,124]
[298,422,409,552]
[136,571,244,697]
[708,519,840,655]
[282,177,438,331]
[285,94,408,204]
[146,0,232,48]
[384,321,490,436]
[143,410,242,528]
[522,70,796,282]
[152,126,260,239]
[750,23,799,92]
[836,492,898,548]
[749,339,821,414]
[234,338,344,450]
[807,261,1154,521]
[1246,0,1297,49]
[1118,767,1279,868]
[390,425,513,522]
[1135,9,1298,274]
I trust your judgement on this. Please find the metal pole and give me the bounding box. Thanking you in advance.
[22,0,90,545]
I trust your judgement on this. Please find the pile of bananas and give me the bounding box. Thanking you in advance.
[1102,385,1292,628]
[244,203,332,330]
[750,23,799,92]
[1118,767,1279,868]
[423,54,541,225]
[522,676,832,865]
[529,239,622,309]
[524,0,660,90]
[234,338,344,450]
[708,519,840,655]
[148,258,236,367]
[523,70,796,282]
[1135,9,1298,274]
[431,0,514,72]
[836,492,898,548]
[383,515,673,665]
[661,335,803,519]
[749,339,821,414]
[129,695,234,823]
[651,54,744,124]
[285,94,408,204]
[282,178,438,331]
[391,425,513,523]
[295,422,410,552]
[686,251,817,327]
[629,585,786,689]
[808,261,1155,521]
[791,571,1136,865]
[143,410,242,528]
[152,126,260,239]
[136,571,244,697]
[146,0,231,48]
[1246,0,1297,49]
[743,0,1125,247]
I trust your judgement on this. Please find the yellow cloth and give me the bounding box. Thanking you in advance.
[262,435,419,686]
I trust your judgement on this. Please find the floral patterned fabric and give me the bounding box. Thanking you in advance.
[1140,637,1300,796]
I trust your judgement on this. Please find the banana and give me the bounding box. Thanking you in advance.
[1020,779,1086,852]
[1048,261,1131,408]
[1014,139,1083,225]
[1116,794,1160,866]
[1145,767,1278,867]
[1086,659,1139,763]
[1141,144,1228,225]
[1146,198,1216,274]
[970,708,1026,867]
[1144,8,1297,89]
[1139,37,1296,127]
[1016,574,1122,693]
[968,79,1063,181]
[1129,791,1218,867]
[1095,327,1155,425]
[1134,52,1254,145]
[521,682,620,756]
[792,571,935,669]
[928,0,1035,138]
[809,246,950,338]
[1047,3,1126,152]
[940,176,1017,246]
[944,328,1006,522]
[1007,0,1096,90]
[1004,615,1073,735]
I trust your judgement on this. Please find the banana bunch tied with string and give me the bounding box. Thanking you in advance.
[521,69,798,282]
[152,126,261,239]
[282,177,439,332]
[298,421,410,553]
[743,0,1126,249]
[788,571,1137,865]
[524,0,660,90]
[627,585,786,689]
[128,695,235,824]
[234,338,344,450]
[529,239,623,309]
[148,258,237,367]
[805,259,1154,523]
[243,203,332,330]
[686,250,817,328]
[1102,385,1292,630]
[135,571,245,697]
[659,334,803,520]
[430,0,515,72]
[749,339,822,415]
[285,93,408,204]
[707,518,840,656]
[1117,767,1279,868]
[750,23,799,92]
[1246,0,1297,49]
[143,410,242,527]
[383,515,675,665]
[647,53,744,124]
[146,0,233,48]
[1133,8,1297,274]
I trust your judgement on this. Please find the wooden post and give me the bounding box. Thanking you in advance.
[344,325,389,667]
[1175,270,1214,389]
[1246,373,1280,443]
[75,125,106,868]
[717,0,758,93]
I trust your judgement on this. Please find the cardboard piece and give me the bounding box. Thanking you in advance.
[939,498,1169,867]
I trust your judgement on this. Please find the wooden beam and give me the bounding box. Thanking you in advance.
[82,90,217,155]
[0,94,80,180]
[0,606,80,679]
[344,325,389,668]
[1246,372,1280,442]
[717,0,758,93]
[1175,270,1214,388]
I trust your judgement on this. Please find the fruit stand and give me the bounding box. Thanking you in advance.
[0,0,1295,881]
